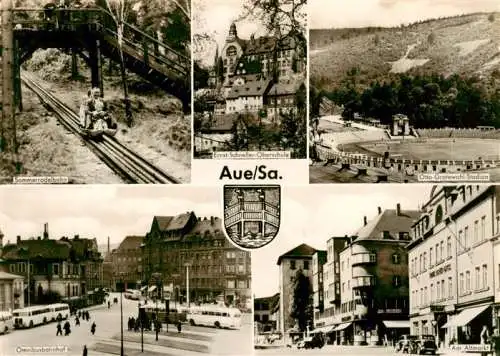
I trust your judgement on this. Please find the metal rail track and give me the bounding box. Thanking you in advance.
[21,73,180,184]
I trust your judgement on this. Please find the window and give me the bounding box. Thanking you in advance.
[437,281,441,300]
[466,271,471,292]
[347,280,350,290]
[448,277,453,298]
[227,280,235,289]
[383,231,391,239]
[476,267,481,290]
[393,276,401,287]
[464,226,469,248]
[483,264,488,289]
[436,243,440,262]
[237,280,246,289]
[392,253,401,264]
[342,261,345,271]
[419,254,423,273]
[459,230,463,252]
[440,241,445,261]
[435,205,443,225]
[441,279,446,299]
[447,237,452,258]
[290,260,296,270]
[430,248,434,267]
[303,261,309,270]
[342,283,345,293]
[459,273,464,294]
[431,283,435,302]
[481,216,486,240]
[423,252,427,270]
[474,220,479,243]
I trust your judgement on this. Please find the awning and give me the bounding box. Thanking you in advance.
[383,320,410,329]
[312,325,335,333]
[333,322,352,331]
[140,286,147,291]
[148,286,157,292]
[442,304,490,328]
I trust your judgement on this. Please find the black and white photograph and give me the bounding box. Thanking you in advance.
[223,185,280,249]
[0,185,253,355]
[309,0,500,184]
[1,0,191,184]
[253,184,500,356]
[193,0,307,159]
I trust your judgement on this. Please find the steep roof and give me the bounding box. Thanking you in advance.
[354,209,420,240]
[277,243,317,265]
[117,236,144,251]
[255,292,280,309]
[199,114,239,133]
[168,212,195,231]
[153,216,174,231]
[1,239,72,260]
[226,79,272,99]
[268,80,303,96]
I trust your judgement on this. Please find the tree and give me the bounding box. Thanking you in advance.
[194,61,210,90]
[104,0,134,127]
[290,269,313,332]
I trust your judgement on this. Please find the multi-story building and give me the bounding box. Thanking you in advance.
[312,237,349,343]
[220,23,305,83]
[141,212,251,309]
[225,74,272,114]
[111,235,143,290]
[312,250,327,326]
[0,229,24,311]
[409,185,500,347]
[312,205,419,346]
[277,243,317,335]
[254,293,280,333]
[0,224,103,306]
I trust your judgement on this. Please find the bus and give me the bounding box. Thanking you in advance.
[48,303,70,321]
[13,305,52,329]
[186,306,242,329]
[0,311,14,334]
[142,303,187,324]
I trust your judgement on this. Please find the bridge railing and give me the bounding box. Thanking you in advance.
[11,7,189,79]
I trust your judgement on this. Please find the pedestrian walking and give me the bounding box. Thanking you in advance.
[91,322,96,335]
[56,322,63,336]
[82,345,88,356]
[64,321,71,336]
[75,316,80,326]
[177,321,182,333]
[108,301,110,309]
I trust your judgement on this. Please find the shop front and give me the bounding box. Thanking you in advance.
[442,304,492,346]
[381,320,411,346]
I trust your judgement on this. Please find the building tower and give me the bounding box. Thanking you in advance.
[43,223,49,240]
[227,22,237,42]
[107,236,110,258]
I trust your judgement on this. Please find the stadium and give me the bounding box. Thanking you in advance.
[310,110,500,183]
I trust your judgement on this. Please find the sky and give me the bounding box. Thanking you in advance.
[310,0,500,29]
[193,0,267,65]
[252,184,433,298]
[0,186,221,247]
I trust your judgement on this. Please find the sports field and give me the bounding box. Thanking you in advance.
[344,138,500,161]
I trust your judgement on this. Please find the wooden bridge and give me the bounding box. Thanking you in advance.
[1,4,190,159]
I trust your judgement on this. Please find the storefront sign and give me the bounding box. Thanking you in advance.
[429,263,451,278]
[377,309,402,314]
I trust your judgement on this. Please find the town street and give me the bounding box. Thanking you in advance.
[0,293,252,356]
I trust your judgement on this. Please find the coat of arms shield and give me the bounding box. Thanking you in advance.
[223,185,281,249]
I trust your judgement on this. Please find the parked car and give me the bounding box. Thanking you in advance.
[124,289,141,300]
[416,335,437,355]
[297,333,325,349]
[396,334,418,352]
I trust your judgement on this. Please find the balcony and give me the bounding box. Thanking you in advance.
[353,304,368,317]
[352,252,377,266]
[352,276,375,289]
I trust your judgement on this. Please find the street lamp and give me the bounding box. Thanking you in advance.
[184,263,192,308]
[119,272,125,356]
[138,301,144,352]
[152,272,162,341]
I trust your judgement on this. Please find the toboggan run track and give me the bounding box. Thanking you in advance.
[21,72,180,184]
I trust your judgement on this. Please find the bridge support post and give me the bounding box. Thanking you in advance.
[13,38,22,112]
[89,39,103,95]
[1,0,20,171]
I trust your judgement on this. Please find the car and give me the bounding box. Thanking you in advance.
[416,335,438,355]
[297,333,325,349]
[396,335,418,352]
